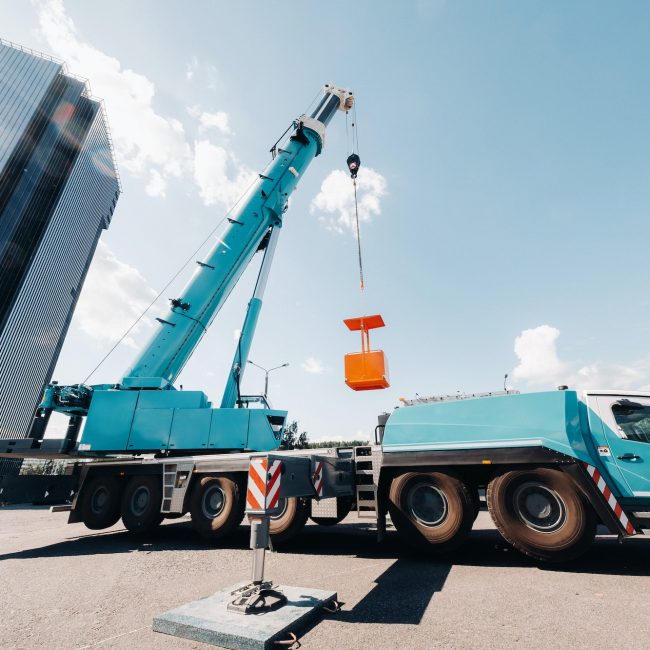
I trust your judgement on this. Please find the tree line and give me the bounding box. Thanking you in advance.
[280,420,368,450]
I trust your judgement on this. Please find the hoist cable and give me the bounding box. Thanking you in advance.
[345,110,350,156]
[82,171,263,384]
[353,178,365,292]
[352,102,360,154]
[347,99,364,292]
[304,87,323,115]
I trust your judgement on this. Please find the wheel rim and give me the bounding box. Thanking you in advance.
[271,497,288,520]
[131,486,151,517]
[202,485,226,519]
[91,486,109,515]
[407,482,448,526]
[513,482,567,532]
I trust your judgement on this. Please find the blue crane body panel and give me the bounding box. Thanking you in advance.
[383,391,588,459]
[81,389,285,453]
[382,390,650,503]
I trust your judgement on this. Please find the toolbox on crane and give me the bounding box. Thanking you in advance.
[343,314,389,390]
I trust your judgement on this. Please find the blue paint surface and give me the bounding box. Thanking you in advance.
[383,390,650,501]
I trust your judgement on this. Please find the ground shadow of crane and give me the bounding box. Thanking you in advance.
[333,558,451,625]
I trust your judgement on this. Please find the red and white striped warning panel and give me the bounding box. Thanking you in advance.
[312,461,324,497]
[246,457,282,512]
[583,462,635,535]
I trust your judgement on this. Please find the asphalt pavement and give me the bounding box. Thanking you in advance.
[1,507,649,649]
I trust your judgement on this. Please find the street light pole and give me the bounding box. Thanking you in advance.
[247,360,289,401]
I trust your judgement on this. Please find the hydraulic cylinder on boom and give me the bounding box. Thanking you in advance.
[23,84,354,457]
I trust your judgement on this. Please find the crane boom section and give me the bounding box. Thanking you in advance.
[123,93,346,388]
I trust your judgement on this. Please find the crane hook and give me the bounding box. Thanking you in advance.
[346,153,361,179]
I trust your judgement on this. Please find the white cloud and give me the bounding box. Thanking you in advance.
[511,324,650,390]
[205,64,219,90]
[73,241,157,348]
[185,56,198,81]
[145,169,166,198]
[188,106,232,135]
[310,167,387,235]
[43,412,71,439]
[193,139,256,207]
[573,362,649,391]
[233,328,242,342]
[37,0,192,189]
[184,57,218,88]
[512,325,566,383]
[301,357,324,374]
[199,110,231,135]
[36,1,248,208]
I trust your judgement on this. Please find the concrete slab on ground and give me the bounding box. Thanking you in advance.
[153,583,337,649]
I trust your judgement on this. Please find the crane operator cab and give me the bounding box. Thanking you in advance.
[343,314,390,390]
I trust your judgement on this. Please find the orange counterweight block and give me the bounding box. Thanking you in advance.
[343,314,390,391]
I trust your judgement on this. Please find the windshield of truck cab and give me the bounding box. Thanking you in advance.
[612,401,650,443]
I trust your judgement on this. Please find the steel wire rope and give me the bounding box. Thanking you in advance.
[353,178,364,291]
[350,101,364,291]
[352,101,360,154]
[304,87,324,115]
[345,110,350,156]
[83,173,262,384]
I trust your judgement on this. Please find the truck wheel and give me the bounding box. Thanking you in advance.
[388,471,474,552]
[269,497,309,543]
[121,475,164,533]
[487,468,596,562]
[309,495,354,526]
[190,475,245,541]
[79,475,122,530]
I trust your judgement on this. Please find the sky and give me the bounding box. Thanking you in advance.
[2,0,650,441]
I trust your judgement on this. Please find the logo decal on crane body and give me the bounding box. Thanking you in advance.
[246,457,282,511]
[582,462,636,535]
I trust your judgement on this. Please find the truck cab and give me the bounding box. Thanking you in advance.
[584,390,650,505]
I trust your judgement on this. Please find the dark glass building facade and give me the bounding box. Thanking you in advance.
[0,41,120,472]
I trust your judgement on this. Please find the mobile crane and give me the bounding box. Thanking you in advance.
[2,85,650,563]
[2,83,358,540]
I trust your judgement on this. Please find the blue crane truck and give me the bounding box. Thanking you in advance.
[1,85,649,563]
[379,388,650,561]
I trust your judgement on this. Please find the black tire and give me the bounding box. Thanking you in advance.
[268,497,309,543]
[190,474,245,541]
[487,468,596,563]
[309,495,354,526]
[121,475,164,533]
[388,471,475,553]
[79,475,122,530]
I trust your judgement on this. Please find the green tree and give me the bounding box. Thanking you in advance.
[280,420,309,450]
[305,439,369,449]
